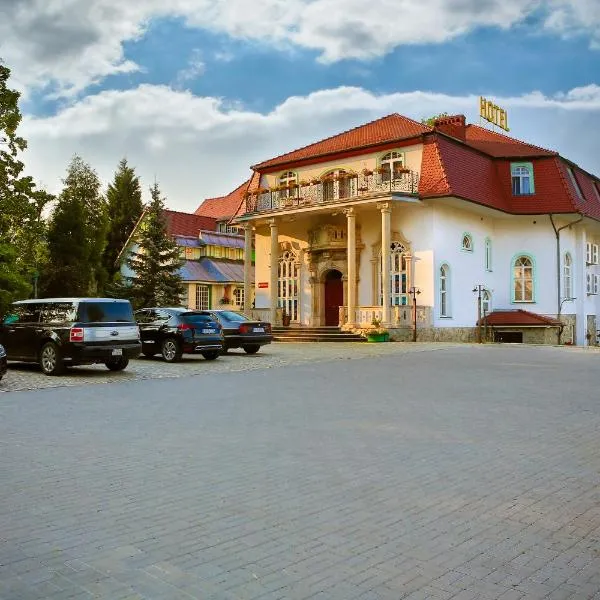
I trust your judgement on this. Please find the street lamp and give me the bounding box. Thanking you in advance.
[472,284,487,343]
[408,286,421,342]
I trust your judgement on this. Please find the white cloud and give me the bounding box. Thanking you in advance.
[1,0,598,96]
[175,49,206,87]
[21,84,600,213]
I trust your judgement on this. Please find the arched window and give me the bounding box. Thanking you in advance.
[462,233,473,252]
[563,253,573,300]
[440,264,450,317]
[321,169,351,202]
[380,151,405,182]
[278,249,299,321]
[513,255,534,302]
[511,165,532,195]
[484,238,492,271]
[278,171,297,199]
[379,241,408,306]
[481,290,492,315]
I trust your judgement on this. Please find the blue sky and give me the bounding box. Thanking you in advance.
[2,0,599,211]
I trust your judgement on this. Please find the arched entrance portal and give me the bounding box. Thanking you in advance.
[324,269,343,326]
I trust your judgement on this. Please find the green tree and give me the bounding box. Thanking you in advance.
[44,156,108,297]
[421,112,449,126]
[125,182,184,308]
[0,60,52,314]
[104,158,143,280]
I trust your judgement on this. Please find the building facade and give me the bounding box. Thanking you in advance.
[227,114,600,345]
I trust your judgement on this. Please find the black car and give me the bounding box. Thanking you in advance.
[0,298,141,376]
[199,310,272,354]
[0,343,7,381]
[135,307,224,362]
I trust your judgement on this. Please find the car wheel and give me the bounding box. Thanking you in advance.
[243,345,260,354]
[105,357,129,371]
[143,351,155,358]
[202,351,219,361]
[161,338,182,362]
[39,342,65,376]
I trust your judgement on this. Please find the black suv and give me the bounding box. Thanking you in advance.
[135,307,224,362]
[0,298,141,375]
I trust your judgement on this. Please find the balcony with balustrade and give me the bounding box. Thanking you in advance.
[244,168,420,215]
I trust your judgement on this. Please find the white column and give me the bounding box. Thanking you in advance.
[345,208,356,326]
[269,219,279,324]
[243,224,253,313]
[379,202,392,325]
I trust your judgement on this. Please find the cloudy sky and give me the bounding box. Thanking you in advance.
[2,0,600,212]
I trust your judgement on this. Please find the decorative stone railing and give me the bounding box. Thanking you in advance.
[245,171,420,214]
[339,305,431,328]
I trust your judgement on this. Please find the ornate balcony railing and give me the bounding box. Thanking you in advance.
[245,170,420,214]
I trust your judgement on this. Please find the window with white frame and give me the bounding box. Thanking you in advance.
[379,241,408,306]
[563,253,573,300]
[278,171,297,199]
[481,290,492,316]
[233,287,244,307]
[589,273,599,295]
[461,233,473,252]
[511,163,534,195]
[586,243,599,265]
[513,255,534,302]
[195,284,210,310]
[484,237,492,271]
[217,222,240,234]
[380,151,405,182]
[278,250,299,321]
[439,264,450,317]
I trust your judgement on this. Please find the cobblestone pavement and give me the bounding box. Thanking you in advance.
[0,342,461,394]
[1,344,600,599]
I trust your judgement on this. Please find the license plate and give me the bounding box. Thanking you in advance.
[202,329,216,334]
[112,349,123,356]
[253,327,265,333]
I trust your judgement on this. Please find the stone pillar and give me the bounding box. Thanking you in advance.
[345,208,356,326]
[243,224,253,313]
[269,219,279,324]
[379,202,392,325]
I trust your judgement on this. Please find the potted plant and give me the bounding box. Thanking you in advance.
[362,168,373,176]
[310,178,320,185]
[219,297,231,305]
[366,318,389,342]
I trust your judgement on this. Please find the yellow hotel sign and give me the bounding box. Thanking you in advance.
[479,96,509,132]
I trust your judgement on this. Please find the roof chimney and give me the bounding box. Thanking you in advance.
[433,114,466,142]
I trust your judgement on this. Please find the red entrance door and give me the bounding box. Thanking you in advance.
[324,270,343,326]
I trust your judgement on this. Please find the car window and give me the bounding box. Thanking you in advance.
[180,313,214,325]
[41,302,76,324]
[3,304,42,324]
[134,310,151,324]
[77,301,134,323]
[154,310,171,322]
[217,311,250,322]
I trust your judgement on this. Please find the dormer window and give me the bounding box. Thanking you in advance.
[511,162,534,195]
[566,167,584,201]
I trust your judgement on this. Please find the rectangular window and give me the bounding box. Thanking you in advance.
[587,243,592,265]
[511,162,535,195]
[595,275,599,295]
[587,273,592,295]
[594,244,599,265]
[195,285,210,310]
[233,287,244,307]
[567,167,584,201]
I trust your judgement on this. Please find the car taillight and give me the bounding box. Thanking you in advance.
[177,323,193,331]
[239,324,250,334]
[70,327,84,342]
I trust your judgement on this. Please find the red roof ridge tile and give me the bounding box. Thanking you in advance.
[252,113,431,170]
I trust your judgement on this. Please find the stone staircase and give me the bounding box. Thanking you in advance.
[272,326,365,343]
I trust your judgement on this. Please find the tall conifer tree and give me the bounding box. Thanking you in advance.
[104,158,143,279]
[44,156,108,296]
[126,183,184,308]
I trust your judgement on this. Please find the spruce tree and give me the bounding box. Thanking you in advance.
[44,156,108,297]
[126,183,184,308]
[104,158,143,280]
[0,61,52,313]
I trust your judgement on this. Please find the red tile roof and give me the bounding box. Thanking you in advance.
[464,125,556,158]
[195,180,250,219]
[163,210,217,237]
[253,114,431,170]
[480,310,561,327]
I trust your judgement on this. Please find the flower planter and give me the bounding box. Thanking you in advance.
[366,332,389,343]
